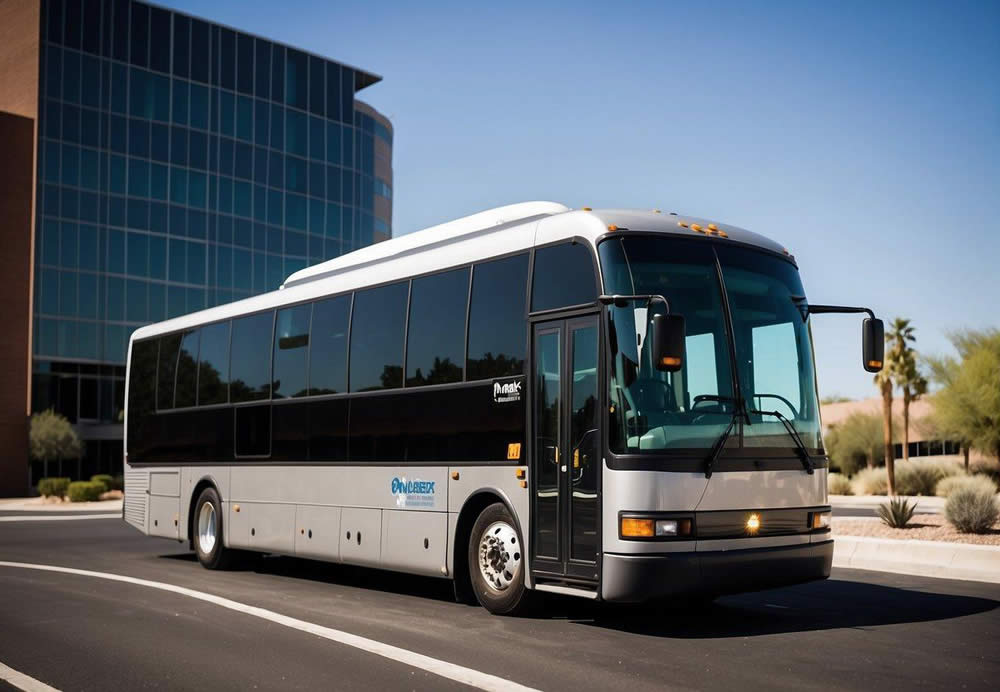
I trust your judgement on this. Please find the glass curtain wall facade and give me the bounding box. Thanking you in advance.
[30,0,392,478]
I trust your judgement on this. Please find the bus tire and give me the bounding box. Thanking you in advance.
[468,502,531,615]
[193,487,238,570]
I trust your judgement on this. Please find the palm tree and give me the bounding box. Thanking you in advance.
[873,359,896,495]
[896,344,927,461]
[875,317,920,496]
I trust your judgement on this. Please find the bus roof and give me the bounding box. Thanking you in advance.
[129,202,790,342]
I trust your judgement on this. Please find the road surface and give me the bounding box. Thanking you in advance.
[0,515,996,691]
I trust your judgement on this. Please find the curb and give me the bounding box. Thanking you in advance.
[833,535,1000,584]
[0,499,123,512]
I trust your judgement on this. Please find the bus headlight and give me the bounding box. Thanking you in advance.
[620,516,693,539]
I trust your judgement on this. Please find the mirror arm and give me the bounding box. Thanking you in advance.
[803,303,876,320]
[598,294,672,313]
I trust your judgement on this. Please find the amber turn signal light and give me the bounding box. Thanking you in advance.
[621,518,655,538]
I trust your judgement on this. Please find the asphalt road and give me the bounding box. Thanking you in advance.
[0,517,997,691]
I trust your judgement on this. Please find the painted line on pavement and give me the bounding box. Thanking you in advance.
[0,661,60,692]
[0,515,120,523]
[0,561,537,692]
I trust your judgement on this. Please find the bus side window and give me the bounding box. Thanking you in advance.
[466,253,529,380]
[349,282,408,392]
[230,311,274,402]
[406,267,468,387]
[309,295,351,395]
[530,242,597,312]
[174,329,201,408]
[156,333,182,410]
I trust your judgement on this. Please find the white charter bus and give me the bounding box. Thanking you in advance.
[123,201,884,614]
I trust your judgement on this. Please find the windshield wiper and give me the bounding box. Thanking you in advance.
[748,408,814,474]
[703,396,750,479]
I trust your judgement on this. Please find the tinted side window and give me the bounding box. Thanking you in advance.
[349,282,408,392]
[198,321,230,405]
[273,303,311,398]
[174,330,200,408]
[406,267,469,387]
[156,333,181,409]
[127,339,158,457]
[467,254,529,380]
[309,295,350,395]
[230,312,274,402]
[531,242,597,311]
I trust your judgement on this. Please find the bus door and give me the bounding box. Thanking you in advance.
[531,316,601,583]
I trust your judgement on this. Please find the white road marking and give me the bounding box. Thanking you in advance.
[0,561,537,692]
[0,515,120,523]
[0,661,60,692]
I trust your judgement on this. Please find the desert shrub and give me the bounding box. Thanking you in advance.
[894,459,964,496]
[90,474,114,492]
[67,481,105,503]
[828,473,853,495]
[877,496,917,528]
[37,477,70,498]
[936,474,998,498]
[945,486,999,533]
[852,467,888,496]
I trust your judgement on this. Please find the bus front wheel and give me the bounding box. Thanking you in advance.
[193,487,238,570]
[468,502,531,615]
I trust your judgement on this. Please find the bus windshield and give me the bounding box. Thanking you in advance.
[598,236,822,455]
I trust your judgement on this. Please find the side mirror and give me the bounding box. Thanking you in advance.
[863,318,884,373]
[651,313,685,372]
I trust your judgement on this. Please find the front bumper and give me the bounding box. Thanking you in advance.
[602,538,833,602]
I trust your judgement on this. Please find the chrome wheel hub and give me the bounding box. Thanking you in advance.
[478,521,521,592]
[197,501,216,554]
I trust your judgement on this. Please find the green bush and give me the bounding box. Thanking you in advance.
[67,481,105,503]
[945,486,999,533]
[828,472,853,495]
[894,459,964,496]
[90,474,114,492]
[110,474,124,491]
[852,467,888,495]
[877,496,917,528]
[37,477,70,498]
[936,474,998,498]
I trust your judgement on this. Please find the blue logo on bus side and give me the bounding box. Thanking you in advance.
[391,478,436,495]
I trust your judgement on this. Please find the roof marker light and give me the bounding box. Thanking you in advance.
[678,221,689,228]
[708,223,718,231]
[718,230,729,238]
[582,207,592,211]
[691,223,703,232]
[652,209,661,213]
[608,224,618,231]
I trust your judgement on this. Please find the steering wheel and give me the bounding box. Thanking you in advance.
[691,394,734,413]
[752,393,800,419]
[629,378,680,423]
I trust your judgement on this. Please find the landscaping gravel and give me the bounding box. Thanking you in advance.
[833,514,1000,546]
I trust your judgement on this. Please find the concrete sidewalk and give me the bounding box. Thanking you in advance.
[834,535,1000,584]
[0,497,123,512]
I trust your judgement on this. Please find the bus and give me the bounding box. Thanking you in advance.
[123,201,883,615]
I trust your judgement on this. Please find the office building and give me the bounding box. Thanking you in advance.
[0,0,393,494]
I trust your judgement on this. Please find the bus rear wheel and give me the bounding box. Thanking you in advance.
[193,487,238,570]
[468,502,531,615]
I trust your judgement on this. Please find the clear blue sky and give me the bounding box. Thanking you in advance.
[163,0,1000,401]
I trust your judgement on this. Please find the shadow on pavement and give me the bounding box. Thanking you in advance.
[161,552,458,603]
[158,551,998,636]
[572,579,999,638]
